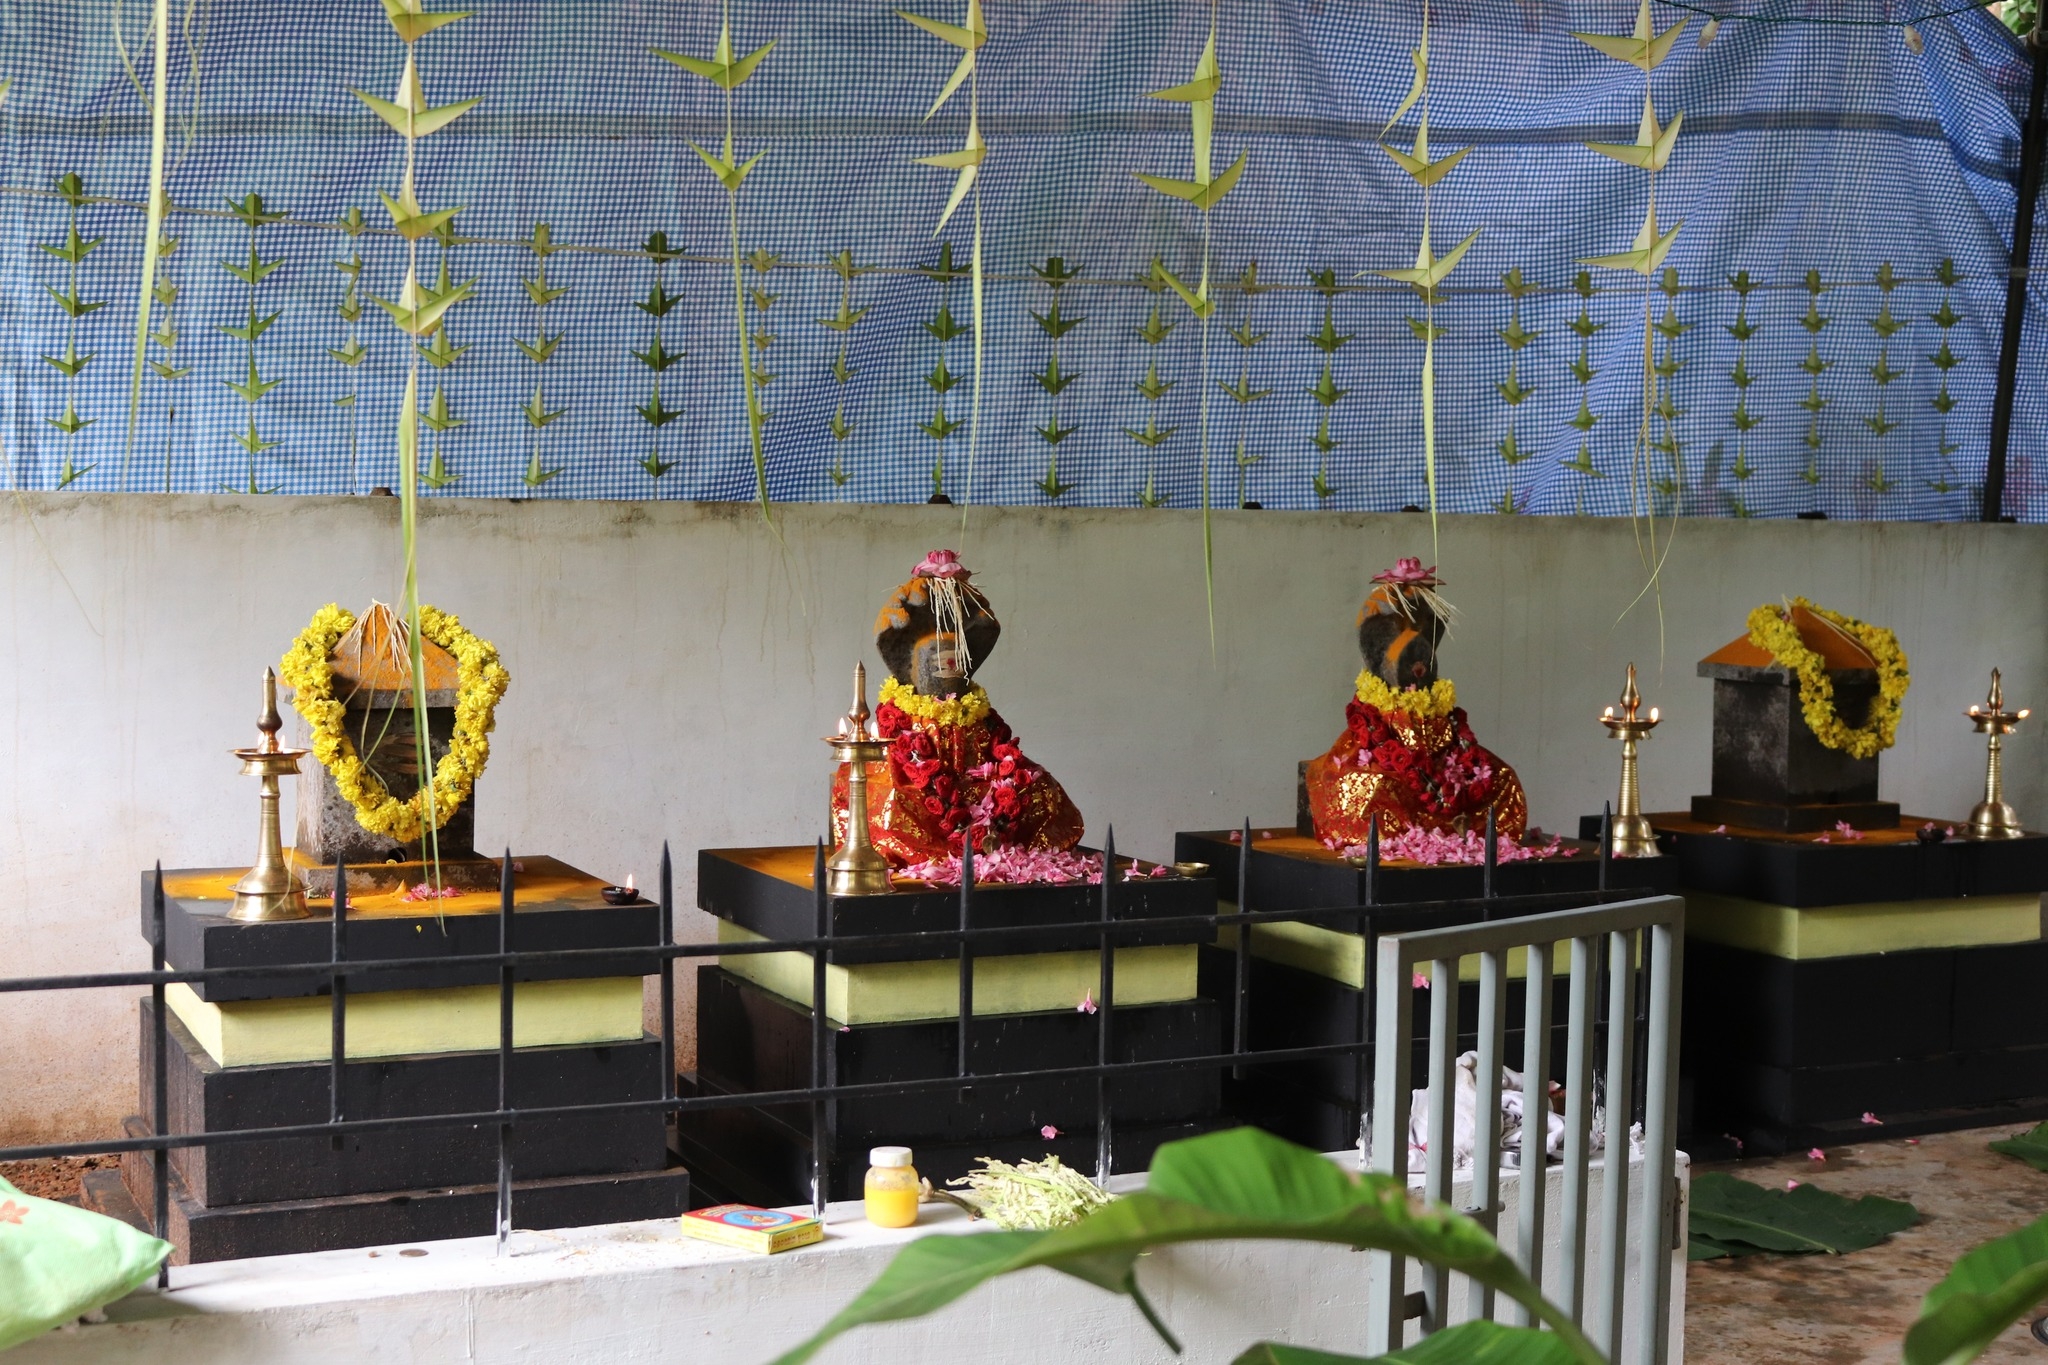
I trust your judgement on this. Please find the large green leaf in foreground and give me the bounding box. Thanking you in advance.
[1233,1321,1585,1364]
[1687,1172,1917,1258]
[1903,1211,2048,1365]
[768,1127,1603,1365]
[1988,1121,2048,1173]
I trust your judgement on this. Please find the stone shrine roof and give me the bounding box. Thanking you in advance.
[328,602,459,696]
[1701,604,1876,674]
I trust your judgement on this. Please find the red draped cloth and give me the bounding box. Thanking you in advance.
[831,698,1083,868]
[1305,697,1527,848]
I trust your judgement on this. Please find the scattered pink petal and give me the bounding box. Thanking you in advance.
[1921,821,1938,832]
[1786,1179,1802,1191]
[1906,1139,1919,1146]
[1945,825,1957,838]
[1814,833,1832,844]
[1834,821,1865,841]
[1861,1112,1883,1126]
[1412,972,1431,991]
[1713,825,1728,835]
[1077,991,1097,1015]
[1228,830,1243,843]
[1808,1147,1826,1161]
[1040,1125,1059,1140]
[1332,827,1576,868]
[902,847,1105,887]
[1722,1132,1744,1154]
[398,882,463,903]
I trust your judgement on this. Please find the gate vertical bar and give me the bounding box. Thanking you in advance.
[659,845,675,1112]
[329,859,348,1153]
[1471,946,1508,1322]
[1233,818,1251,1081]
[496,850,515,1251]
[150,863,169,1288]
[811,840,829,1218]
[1558,934,1599,1323]
[1355,816,1379,1167]
[1421,953,1457,1333]
[1594,928,1639,1357]
[1633,916,1685,1365]
[1366,934,1416,1355]
[1512,937,1555,1324]
[1095,829,1117,1184]
[957,844,974,1092]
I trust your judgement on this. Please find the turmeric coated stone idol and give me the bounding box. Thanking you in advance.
[1305,558,1526,846]
[831,549,1084,867]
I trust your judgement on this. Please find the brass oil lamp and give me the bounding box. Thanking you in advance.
[230,668,310,921]
[823,661,893,896]
[1600,663,1663,858]
[1966,669,2029,839]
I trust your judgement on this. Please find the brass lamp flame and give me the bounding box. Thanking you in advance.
[229,668,311,921]
[1599,663,1663,858]
[1966,668,2029,839]
[823,661,893,896]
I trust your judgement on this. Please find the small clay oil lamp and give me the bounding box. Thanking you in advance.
[602,873,641,906]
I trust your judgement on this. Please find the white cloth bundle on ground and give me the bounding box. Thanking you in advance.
[1405,1050,1641,1173]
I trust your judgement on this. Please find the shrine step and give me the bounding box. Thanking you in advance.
[1194,947,1572,1106]
[119,1135,689,1265]
[675,1071,1223,1206]
[694,966,1222,1146]
[139,1000,670,1205]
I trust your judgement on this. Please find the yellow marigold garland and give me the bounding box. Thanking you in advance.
[1745,597,1909,761]
[879,676,992,730]
[279,603,510,844]
[1354,670,1458,720]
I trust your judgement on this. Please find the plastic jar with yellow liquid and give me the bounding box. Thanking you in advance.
[864,1146,920,1228]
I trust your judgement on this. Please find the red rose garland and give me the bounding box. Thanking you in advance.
[873,699,1047,854]
[1344,699,1497,822]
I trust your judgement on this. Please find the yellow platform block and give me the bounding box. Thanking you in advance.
[715,921,1198,1025]
[165,976,647,1068]
[1215,911,1571,991]
[1683,891,2046,960]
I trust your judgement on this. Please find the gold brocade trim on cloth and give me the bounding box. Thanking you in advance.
[1305,709,1527,848]
[830,711,1085,869]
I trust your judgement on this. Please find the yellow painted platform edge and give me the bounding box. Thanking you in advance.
[1682,891,2046,960]
[164,976,646,1068]
[715,921,1197,1025]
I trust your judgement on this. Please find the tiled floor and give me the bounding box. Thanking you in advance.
[1685,1124,2048,1364]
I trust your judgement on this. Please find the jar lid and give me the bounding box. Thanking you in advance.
[869,1145,914,1168]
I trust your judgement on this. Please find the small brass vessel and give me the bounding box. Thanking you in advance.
[823,662,894,896]
[1600,663,1663,859]
[230,668,311,922]
[1966,669,2029,839]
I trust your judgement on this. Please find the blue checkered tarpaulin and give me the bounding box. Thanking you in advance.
[1,0,2039,518]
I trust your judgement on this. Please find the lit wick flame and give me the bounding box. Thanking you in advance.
[625,873,635,893]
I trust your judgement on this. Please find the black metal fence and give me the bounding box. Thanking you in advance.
[0,809,1653,1290]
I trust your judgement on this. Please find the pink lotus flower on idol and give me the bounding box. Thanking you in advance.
[1373,557,1439,585]
[1835,821,1865,841]
[1861,1112,1883,1125]
[1808,1148,1826,1161]
[1078,990,1097,1015]
[914,548,968,579]
[1041,1125,1059,1140]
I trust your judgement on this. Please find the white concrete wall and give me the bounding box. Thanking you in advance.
[3,492,2043,1143]
[9,1157,1686,1365]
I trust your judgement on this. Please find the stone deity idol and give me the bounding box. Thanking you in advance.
[831,550,1084,867]
[1304,558,1527,846]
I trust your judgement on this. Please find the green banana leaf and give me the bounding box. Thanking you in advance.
[769,1127,1603,1365]
[1233,1321,1585,1364]
[1903,1211,2048,1365]
[1687,1173,1917,1258]
[1988,1122,2048,1172]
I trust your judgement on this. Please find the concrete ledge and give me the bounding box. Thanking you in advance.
[13,1153,1686,1364]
